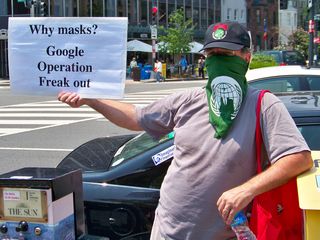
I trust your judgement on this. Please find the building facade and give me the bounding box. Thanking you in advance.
[0,0,222,78]
[246,0,279,51]
[221,0,247,26]
[279,0,297,45]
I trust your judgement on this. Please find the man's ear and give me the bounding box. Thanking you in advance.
[245,52,252,63]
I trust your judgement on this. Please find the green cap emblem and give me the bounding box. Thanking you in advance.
[213,28,227,40]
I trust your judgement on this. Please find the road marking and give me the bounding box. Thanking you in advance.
[0,147,73,152]
[0,87,196,137]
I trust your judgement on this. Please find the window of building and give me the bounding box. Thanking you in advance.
[193,0,199,27]
[227,8,231,20]
[241,9,244,20]
[92,0,104,16]
[159,1,166,26]
[201,0,207,28]
[117,0,126,17]
[139,0,148,26]
[63,0,73,16]
[105,0,116,17]
[287,13,291,25]
[256,34,261,51]
[234,9,237,20]
[256,9,261,25]
[168,1,175,17]
[54,0,64,16]
[127,0,138,24]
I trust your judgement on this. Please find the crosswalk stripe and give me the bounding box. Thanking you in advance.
[0,113,102,117]
[0,120,80,125]
[0,88,194,137]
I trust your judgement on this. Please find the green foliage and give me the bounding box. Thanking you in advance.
[288,28,309,58]
[158,8,194,56]
[249,54,277,69]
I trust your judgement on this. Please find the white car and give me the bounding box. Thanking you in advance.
[246,65,320,93]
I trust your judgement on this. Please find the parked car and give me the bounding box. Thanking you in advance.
[246,65,320,93]
[259,50,306,66]
[57,92,320,240]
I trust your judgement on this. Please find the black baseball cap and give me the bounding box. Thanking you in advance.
[202,21,251,51]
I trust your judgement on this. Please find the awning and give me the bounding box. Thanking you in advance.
[127,40,152,52]
[189,41,204,53]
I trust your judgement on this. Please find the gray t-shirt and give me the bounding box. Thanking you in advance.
[136,86,309,240]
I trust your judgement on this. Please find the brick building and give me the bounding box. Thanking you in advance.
[246,0,279,51]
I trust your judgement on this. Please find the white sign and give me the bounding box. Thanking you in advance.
[308,0,312,9]
[8,17,128,99]
[150,25,157,40]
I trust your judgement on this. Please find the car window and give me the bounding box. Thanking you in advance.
[298,125,320,150]
[283,51,305,65]
[306,77,320,90]
[249,77,300,92]
[268,53,281,63]
[110,132,174,168]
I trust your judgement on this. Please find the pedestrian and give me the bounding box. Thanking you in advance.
[198,55,205,79]
[129,57,137,78]
[179,55,188,74]
[58,21,312,240]
[154,59,164,83]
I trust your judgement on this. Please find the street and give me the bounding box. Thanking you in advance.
[0,79,205,175]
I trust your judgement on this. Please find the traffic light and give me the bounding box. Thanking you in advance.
[280,0,288,10]
[151,6,158,24]
[38,0,48,16]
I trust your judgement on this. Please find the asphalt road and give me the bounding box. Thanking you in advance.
[0,79,205,175]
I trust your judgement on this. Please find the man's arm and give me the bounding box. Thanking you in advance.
[217,150,313,225]
[58,92,143,131]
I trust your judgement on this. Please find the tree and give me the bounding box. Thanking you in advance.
[158,8,195,62]
[288,28,309,58]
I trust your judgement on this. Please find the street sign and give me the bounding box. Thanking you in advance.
[150,25,157,40]
[308,0,313,9]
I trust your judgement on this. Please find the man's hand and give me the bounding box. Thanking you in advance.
[217,151,312,225]
[217,186,254,225]
[58,92,89,108]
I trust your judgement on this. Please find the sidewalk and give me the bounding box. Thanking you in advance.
[0,76,207,86]
[127,75,207,83]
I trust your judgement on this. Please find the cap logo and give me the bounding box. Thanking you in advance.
[212,24,228,40]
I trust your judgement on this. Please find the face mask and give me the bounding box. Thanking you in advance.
[205,55,249,138]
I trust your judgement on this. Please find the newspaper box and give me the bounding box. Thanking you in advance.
[0,168,84,240]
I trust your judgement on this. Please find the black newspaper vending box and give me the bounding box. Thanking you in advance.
[0,167,84,240]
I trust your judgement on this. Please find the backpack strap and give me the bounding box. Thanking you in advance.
[255,90,270,173]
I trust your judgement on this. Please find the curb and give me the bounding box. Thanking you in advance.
[129,77,207,83]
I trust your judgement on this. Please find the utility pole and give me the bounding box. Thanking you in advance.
[308,0,315,67]
[151,4,158,69]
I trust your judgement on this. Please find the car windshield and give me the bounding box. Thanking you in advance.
[110,131,174,168]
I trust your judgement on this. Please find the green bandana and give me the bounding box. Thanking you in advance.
[205,55,249,138]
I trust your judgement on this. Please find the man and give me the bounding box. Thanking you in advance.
[154,59,164,83]
[129,57,137,78]
[58,21,312,239]
[198,55,205,78]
